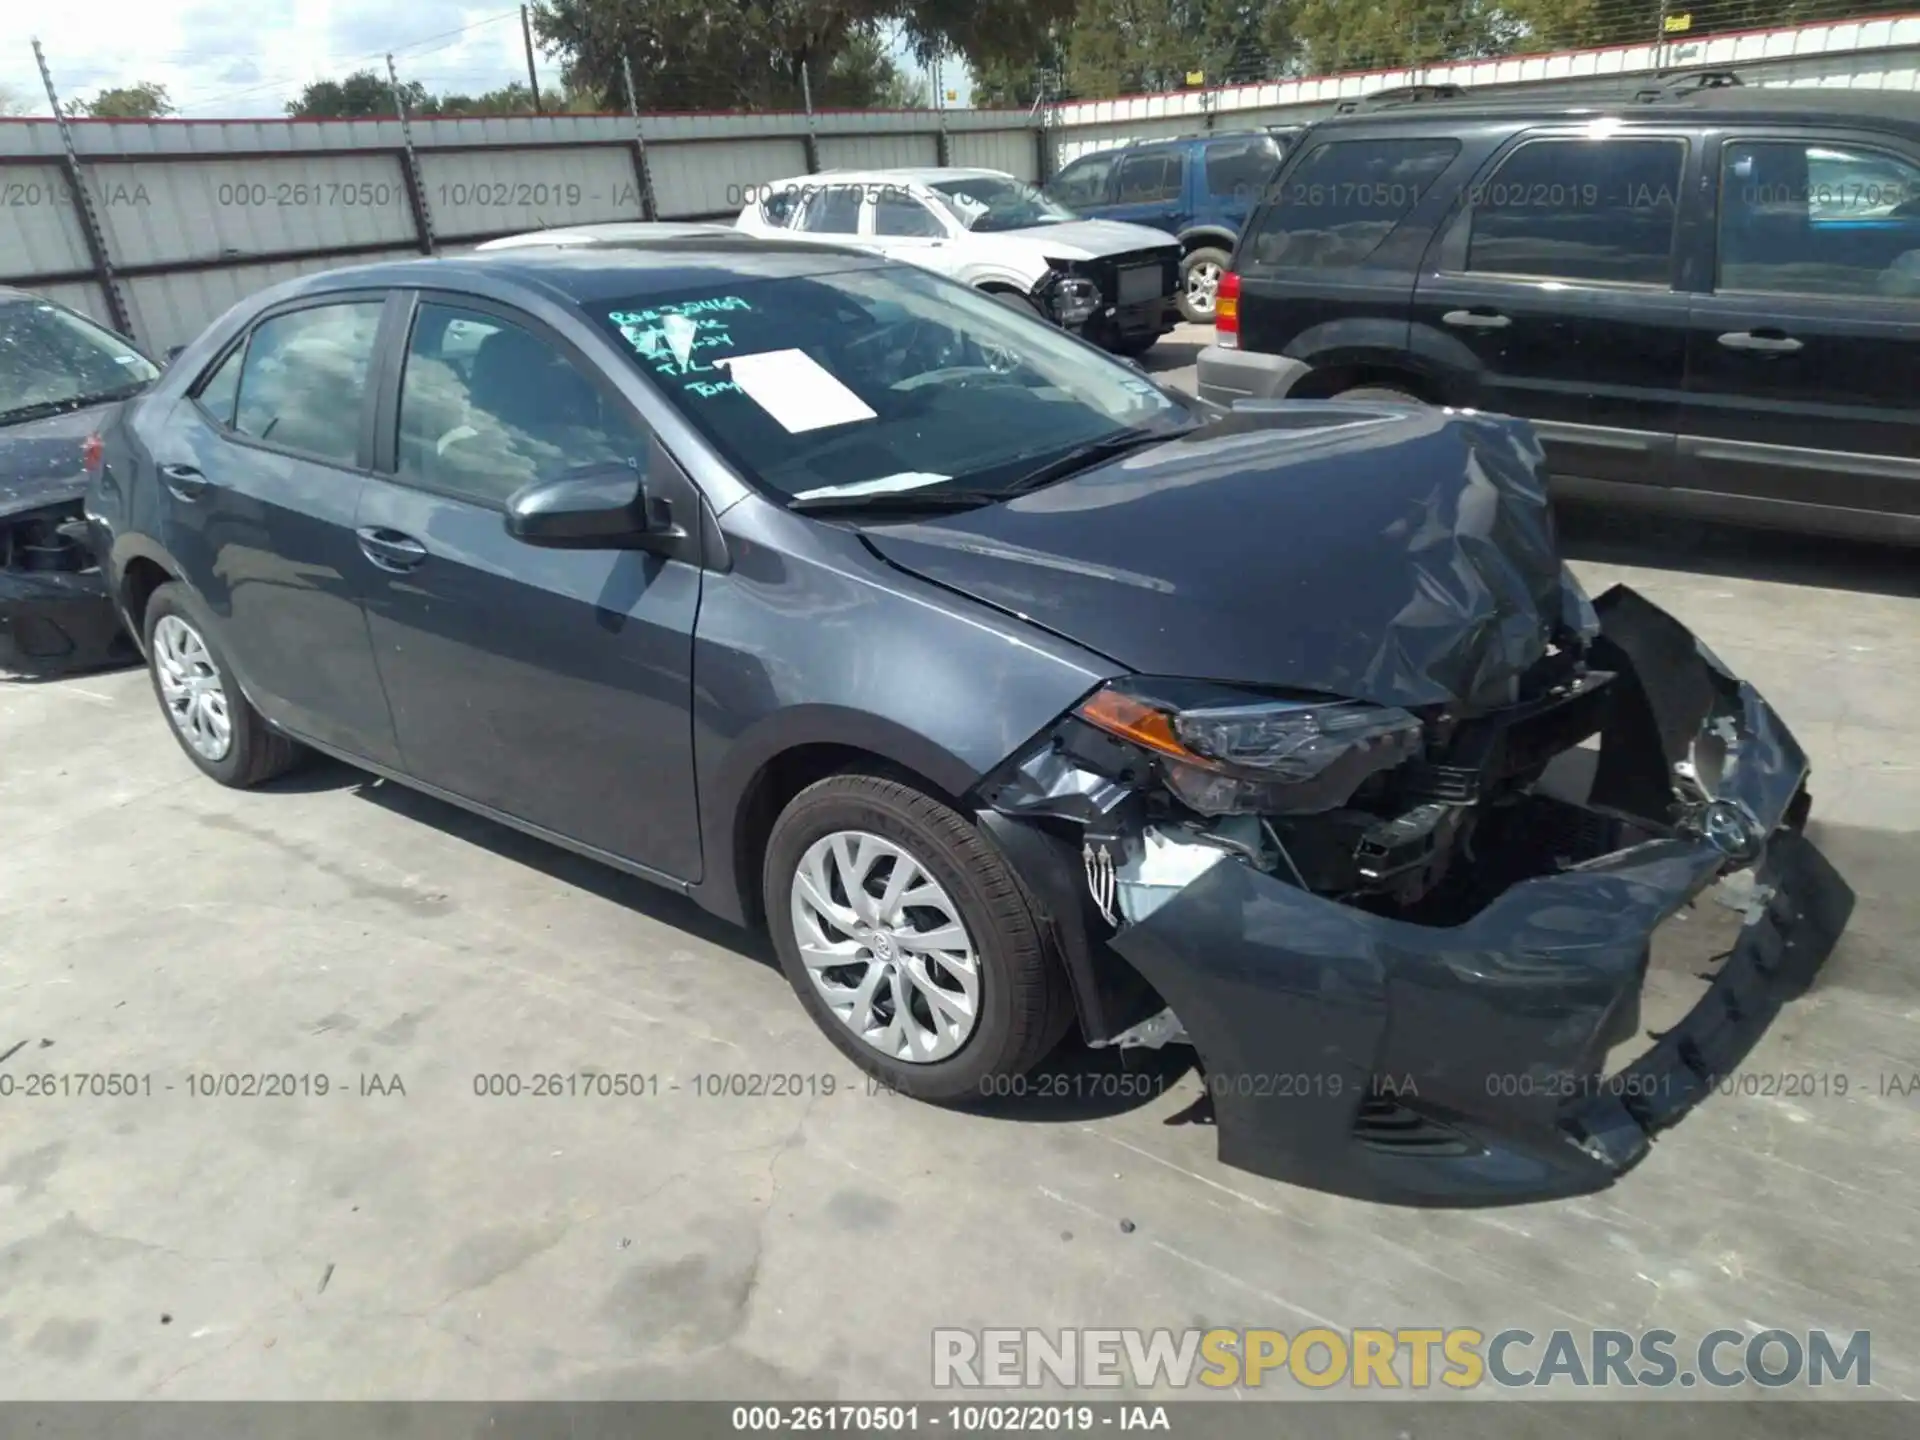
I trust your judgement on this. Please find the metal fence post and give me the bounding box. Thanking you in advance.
[621,55,659,221]
[1032,81,1057,185]
[801,61,822,174]
[32,39,135,340]
[387,53,438,255]
[934,53,953,166]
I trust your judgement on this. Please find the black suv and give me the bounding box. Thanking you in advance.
[1196,85,1920,543]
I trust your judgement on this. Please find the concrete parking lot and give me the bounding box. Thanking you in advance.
[4,328,1919,1405]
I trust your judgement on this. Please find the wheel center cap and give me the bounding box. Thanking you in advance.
[870,932,896,963]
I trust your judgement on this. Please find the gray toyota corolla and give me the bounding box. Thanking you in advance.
[87,237,1853,1206]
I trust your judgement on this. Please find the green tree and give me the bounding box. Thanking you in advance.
[69,81,175,119]
[285,69,429,119]
[424,82,540,117]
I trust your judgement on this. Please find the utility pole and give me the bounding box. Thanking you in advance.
[387,54,437,255]
[620,56,659,221]
[800,60,820,174]
[31,37,134,340]
[520,5,543,112]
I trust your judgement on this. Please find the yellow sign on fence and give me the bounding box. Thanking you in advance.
[1664,12,1694,32]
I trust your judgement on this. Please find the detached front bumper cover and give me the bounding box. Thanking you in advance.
[1018,586,1854,1207]
[0,506,134,679]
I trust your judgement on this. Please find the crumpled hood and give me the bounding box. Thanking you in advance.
[0,403,118,519]
[996,218,1179,258]
[861,403,1589,711]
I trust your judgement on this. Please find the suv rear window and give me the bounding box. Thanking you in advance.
[1244,138,1458,270]
[1465,137,1686,286]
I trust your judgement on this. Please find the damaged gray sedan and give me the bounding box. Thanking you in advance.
[89,243,1852,1207]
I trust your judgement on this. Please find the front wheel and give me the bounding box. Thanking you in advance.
[762,773,1072,1101]
[1179,247,1232,323]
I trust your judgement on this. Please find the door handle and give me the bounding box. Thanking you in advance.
[159,462,208,501]
[1442,309,1511,330]
[356,527,429,573]
[1718,330,1804,354]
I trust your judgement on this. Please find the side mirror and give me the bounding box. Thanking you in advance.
[504,461,677,550]
[164,344,186,366]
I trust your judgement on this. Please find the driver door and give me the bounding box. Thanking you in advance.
[353,292,703,882]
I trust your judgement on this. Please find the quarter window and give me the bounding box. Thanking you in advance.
[396,303,649,507]
[800,186,863,235]
[1245,138,1458,270]
[1115,152,1182,204]
[1717,140,1920,298]
[232,301,383,465]
[1465,138,1686,286]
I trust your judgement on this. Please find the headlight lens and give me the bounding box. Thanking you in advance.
[1042,269,1101,327]
[1075,681,1422,816]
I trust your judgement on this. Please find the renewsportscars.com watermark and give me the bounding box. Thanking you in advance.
[932,1327,1872,1391]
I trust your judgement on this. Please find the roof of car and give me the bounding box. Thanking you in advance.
[476,221,734,250]
[288,233,888,307]
[758,167,1012,188]
[1306,83,1920,132]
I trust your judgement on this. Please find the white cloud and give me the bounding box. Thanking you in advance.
[0,0,566,119]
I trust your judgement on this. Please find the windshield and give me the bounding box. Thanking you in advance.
[0,298,159,425]
[594,264,1192,505]
[928,177,1081,234]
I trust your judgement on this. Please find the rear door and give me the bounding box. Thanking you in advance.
[352,293,703,881]
[155,294,402,766]
[1409,126,1698,492]
[1102,147,1190,236]
[1677,127,1920,525]
[1232,133,1460,363]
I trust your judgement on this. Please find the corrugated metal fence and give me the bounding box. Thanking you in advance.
[5,10,1918,357]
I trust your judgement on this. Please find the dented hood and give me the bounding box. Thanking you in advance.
[860,403,1582,711]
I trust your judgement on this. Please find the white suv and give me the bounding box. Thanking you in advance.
[734,168,1182,355]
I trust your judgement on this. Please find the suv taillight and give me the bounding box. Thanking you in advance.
[1215,272,1240,349]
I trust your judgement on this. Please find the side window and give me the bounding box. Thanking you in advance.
[1718,139,1920,298]
[1048,154,1115,208]
[1246,138,1459,270]
[874,188,946,238]
[396,303,649,507]
[800,186,863,235]
[1115,152,1182,204]
[192,344,244,427]
[1465,138,1686,286]
[232,301,383,465]
[1203,137,1282,202]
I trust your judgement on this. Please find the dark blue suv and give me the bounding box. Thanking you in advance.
[1044,128,1299,323]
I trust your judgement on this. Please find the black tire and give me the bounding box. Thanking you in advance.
[1334,384,1426,404]
[762,772,1073,1102]
[143,582,303,788]
[1178,246,1232,324]
[1109,333,1159,358]
[988,289,1044,319]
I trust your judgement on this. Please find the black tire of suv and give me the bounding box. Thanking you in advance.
[1178,247,1232,324]
[762,773,1074,1102]
[1335,385,1426,404]
[143,582,304,789]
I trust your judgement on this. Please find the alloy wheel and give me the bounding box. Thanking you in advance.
[1185,260,1222,318]
[788,830,981,1063]
[152,614,233,762]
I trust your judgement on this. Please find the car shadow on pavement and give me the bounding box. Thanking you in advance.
[264,756,776,966]
[1559,507,1920,600]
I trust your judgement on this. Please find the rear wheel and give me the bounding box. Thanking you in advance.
[763,773,1072,1101]
[1179,247,1231,323]
[143,583,302,788]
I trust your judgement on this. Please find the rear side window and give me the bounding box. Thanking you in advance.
[1048,153,1116,208]
[1717,140,1920,298]
[1246,138,1458,270]
[233,301,383,465]
[801,187,863,235]
[1203,136,1282,202]
[1465,138,1686,286]
[1115,151,1182,204]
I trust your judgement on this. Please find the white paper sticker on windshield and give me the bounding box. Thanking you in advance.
[791,472,950,502]
[714,349,876,433]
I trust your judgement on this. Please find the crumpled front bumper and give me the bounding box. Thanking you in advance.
[1102,585,1854,1207]
[0,565,132,678]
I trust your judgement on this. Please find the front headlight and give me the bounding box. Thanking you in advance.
[1041,267,1101,327]
[1073,679,1422,816]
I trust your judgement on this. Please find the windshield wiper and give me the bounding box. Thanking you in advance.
[0,383,148,428]
[995,428,1169,495]
[789,488,1007,516]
